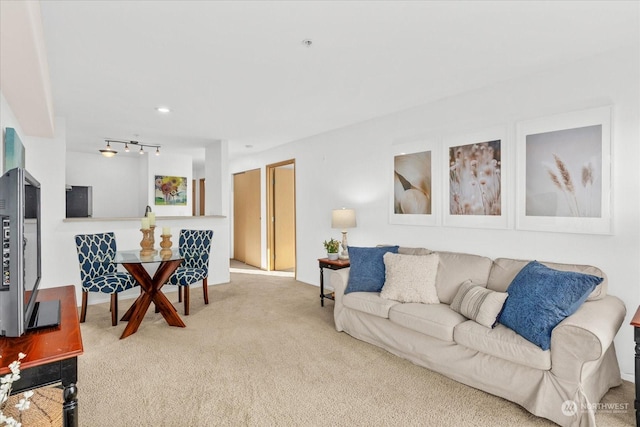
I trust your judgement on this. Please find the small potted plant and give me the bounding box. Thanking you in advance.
[323,238,340,260]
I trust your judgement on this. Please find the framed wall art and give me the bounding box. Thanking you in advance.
[516,106,611,234]
[389,138,440,226]
[155,175,188,206]
[442,126,508,229]
[3,127,25,171]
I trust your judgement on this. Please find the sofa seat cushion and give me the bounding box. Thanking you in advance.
[343,292,400,318]
[388,303,466,342]
[454,320,551,370]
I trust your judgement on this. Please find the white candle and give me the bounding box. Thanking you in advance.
[141,218,150,229]
[147,212,156,226]
[162,226,170,236]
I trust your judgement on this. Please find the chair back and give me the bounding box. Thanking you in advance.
[75,232,119,285]
[178,229,213,271]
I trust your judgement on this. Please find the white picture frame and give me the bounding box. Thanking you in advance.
[516,106,612,234]
[389,138,440,226]
[442,126,508,229]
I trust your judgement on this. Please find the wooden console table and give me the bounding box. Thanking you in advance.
[0,285,83,427]
[631,306,640,426]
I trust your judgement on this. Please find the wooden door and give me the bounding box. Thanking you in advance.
[233,169,261,268]
[274,166,295,270]
[192,179,196,216]
[233,173,247,261]
[199,178,205,216]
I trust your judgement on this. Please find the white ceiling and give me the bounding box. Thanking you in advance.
[35,1,638,160]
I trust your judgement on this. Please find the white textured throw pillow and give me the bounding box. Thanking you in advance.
[380,252,440,304]
[450,280,508,328]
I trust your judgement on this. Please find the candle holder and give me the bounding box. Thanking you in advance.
[140,228,157,257]
[160,234,173,259]
[150,225,157,250]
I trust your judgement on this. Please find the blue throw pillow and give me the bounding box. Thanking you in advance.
[498,261,602,350]
[345,246,399,294]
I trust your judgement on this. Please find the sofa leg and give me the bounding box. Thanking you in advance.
[80,291,88,323]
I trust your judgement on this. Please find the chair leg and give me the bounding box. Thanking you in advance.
[110,293,118,326]
[178,286,183,303]
[80,291,88,323]
[203,278,209,305]
[184,285,190,316]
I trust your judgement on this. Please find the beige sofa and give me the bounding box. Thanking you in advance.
[330,248,626,427]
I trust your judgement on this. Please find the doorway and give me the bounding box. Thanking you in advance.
[267,160,296,273]
[233,169,261,268]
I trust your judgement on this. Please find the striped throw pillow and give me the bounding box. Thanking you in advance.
[450,280,508,328]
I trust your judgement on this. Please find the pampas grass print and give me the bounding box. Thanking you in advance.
[546,153,596,217]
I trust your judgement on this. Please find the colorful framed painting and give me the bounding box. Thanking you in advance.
[516,106,612,234]
[443,126,508,229]
[3,128,25,171]
[389,138,440,226]
[155,175,188,205]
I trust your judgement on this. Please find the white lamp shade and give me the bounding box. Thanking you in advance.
[331,208,356,230]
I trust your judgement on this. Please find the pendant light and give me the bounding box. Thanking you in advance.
[99,141,117,157]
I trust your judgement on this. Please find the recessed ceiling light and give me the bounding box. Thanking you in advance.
[156,106,171,113]
[245,144,253,148]
[301,39,313,47]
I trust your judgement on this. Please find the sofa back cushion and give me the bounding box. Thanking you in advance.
[487,258,607,301]
[435,251,493,304]
[398,246,433,256]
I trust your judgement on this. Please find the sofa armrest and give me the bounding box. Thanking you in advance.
[550,295,625,381]
[330,268,350,299]
[329,267,350,331]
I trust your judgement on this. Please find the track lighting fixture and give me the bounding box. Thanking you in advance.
[99,141,117,158]
[99,139,161,157]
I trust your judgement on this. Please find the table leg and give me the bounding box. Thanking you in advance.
[635,326,640,426]
[62,383,78,427]
[319,265,325,307]
[61,357,79,427]
[120,259,185,339]
[120,292,153,338]
[120,293,143,322]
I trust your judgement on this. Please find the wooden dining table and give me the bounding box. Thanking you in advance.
[114,249,185,339]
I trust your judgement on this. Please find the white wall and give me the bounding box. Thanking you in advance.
[66,150,194,218]
[66,151,142,217]
[229,46,640,381]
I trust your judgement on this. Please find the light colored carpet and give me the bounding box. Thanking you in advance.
[77,273,635,426]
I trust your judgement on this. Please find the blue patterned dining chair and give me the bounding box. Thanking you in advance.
[167,229,213,315]
[74,232,138,326]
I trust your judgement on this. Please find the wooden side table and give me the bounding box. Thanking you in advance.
[0,285,83,427]
[631,306,640,426]
[318,258,350,307]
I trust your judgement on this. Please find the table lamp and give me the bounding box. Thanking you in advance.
[331,208,357,260]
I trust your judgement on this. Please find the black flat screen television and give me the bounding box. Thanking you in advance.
[0,167,59,337]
